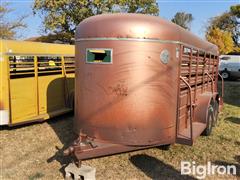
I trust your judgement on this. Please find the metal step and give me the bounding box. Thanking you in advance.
[176,122,206,145]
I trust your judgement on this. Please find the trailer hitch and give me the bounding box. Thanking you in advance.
[64,136,98,156]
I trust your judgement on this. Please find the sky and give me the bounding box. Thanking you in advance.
[2,0,239,40]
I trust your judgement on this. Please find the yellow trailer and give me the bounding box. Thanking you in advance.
[0,40,75,126]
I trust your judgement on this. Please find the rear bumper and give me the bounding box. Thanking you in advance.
[64,135,174,161]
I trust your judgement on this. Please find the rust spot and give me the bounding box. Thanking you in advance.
[109,83,128,96]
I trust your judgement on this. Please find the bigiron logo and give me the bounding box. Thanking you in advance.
[181,161,237,179]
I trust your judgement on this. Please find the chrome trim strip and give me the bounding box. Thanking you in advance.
[75,37,217,55]
[76,37,180,44]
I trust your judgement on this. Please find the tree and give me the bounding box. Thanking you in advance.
[206,5,240,48]
[0,3,27,39]
[171,12,193,30]
[117,0,159,14]
[230,4,240,18]
[33,0,159,43]
[36,33,74,44]
[206,27,234,54]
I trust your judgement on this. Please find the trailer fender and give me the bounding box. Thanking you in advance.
[195,93,214,124]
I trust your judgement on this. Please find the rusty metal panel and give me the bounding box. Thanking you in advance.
[75,40,177,146]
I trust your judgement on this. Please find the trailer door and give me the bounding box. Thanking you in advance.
[9,56,38,124]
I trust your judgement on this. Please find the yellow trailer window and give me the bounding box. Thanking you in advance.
[38,56,62,75]
[9,56,34,78]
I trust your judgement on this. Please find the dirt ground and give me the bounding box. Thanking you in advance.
[0,80,239,180]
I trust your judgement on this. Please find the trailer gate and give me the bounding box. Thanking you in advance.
[176,45,219,145]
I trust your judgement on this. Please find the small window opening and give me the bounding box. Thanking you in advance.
[86,49,112,64]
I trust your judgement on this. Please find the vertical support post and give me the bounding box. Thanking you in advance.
[213,55,217,91]
[215,55,219,91]
[188,48,193,128]
[206,72,214,94]
[176,45,183,139]
[34,56,39,115]
[194,50,199,103]
[189,48,193,85]
[218,73,224,99]
[61,55,65,76]
[61,56,68,107]
[6,55,12,124]
[180,76,193,142]
[207,54,211,91]
[202,52,206,93]
[211,55,215,84]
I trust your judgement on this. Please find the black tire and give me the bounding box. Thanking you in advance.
[221,71,230,80]
[202,105,214,136]
[213,101,219,127]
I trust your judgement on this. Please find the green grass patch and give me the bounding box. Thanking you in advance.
[28,172,44,180]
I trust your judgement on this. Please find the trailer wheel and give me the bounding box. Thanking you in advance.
[213,101,219,127]
[202,105,214,136]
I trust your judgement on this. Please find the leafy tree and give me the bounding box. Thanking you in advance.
[0,3,27,39]
[35,33,74,44]
[171,12,193,30]
[33,0,159,43]
[230,4,240,18]
[206,5,240,48]
[118,0,159,14]
[206,27,234,54]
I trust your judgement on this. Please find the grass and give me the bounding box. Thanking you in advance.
[28,172,44,180]
[0,80,239,180]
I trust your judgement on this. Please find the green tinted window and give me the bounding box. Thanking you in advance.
[86,49,112,64]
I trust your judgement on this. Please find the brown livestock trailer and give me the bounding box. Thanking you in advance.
[64,14,224,163]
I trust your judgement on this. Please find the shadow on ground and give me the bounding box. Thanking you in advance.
[130,154,196,180]
[46,113,76,176]
[213,155,240,177]
[225,117,240,124]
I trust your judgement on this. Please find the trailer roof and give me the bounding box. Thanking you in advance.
[0,40,74,55]
[76,13,218,55]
